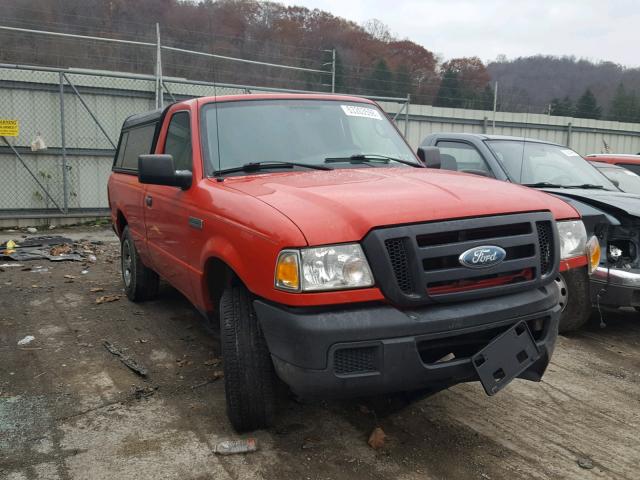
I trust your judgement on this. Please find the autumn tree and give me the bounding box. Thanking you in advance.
[437,57,492,109]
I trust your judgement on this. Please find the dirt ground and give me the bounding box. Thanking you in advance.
[1,226,639,480]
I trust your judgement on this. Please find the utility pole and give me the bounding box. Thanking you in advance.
[331,48,336,93]
[155,22,163,109]
[323,48,336,93]
[492,81,498,132]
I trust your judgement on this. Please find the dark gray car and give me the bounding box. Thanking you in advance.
[420,133,640,331]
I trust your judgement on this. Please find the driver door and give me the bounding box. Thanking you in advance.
[144,110,196,299]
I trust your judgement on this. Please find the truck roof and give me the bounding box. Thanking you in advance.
[122,108,164,130]
[121,93,375,131]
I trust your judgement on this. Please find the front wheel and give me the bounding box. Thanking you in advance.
[556,268,592,333]
[220,283,278,432]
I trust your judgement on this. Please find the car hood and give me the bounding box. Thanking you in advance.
[541,188,640,220]
[219,168,579,245]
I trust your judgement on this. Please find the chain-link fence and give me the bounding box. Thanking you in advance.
[0,63,410,220]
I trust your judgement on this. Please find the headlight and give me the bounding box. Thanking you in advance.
[275,244,374,292]
[557,220,587,260]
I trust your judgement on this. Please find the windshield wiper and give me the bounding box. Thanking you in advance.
[521,182,564,188]
[563,184,608,190]
[324,154,424,168]
[216,161,332,175]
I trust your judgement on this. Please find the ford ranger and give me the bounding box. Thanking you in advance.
[108,95,589,432]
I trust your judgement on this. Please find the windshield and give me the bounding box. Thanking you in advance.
[200,99,418,175]
[597,166,640,194]
[486,140,617,190]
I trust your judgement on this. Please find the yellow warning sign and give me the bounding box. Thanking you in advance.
[0,119,19,137]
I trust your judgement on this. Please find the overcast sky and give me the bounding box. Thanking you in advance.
[278,0,640,67]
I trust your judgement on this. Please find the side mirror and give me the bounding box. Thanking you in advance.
[417,146,441,168]
[138,154,192,189]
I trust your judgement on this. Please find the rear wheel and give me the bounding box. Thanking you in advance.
[121,226,159,301]
[556,269,591,333]
[220,282,278,432]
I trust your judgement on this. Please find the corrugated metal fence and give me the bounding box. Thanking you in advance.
[379,102,640,155]
[1,64,639,222]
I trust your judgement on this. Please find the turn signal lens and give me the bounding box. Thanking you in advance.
[275,250,300,291]
[586,235,601,274]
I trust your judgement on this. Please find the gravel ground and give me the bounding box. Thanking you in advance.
[1,226,639,480]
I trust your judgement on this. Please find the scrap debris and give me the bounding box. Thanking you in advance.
[131,385,157,399]
[103,340,148,377]
[17,335,35,346]
[577,457,594,470]
[1,236,82,262]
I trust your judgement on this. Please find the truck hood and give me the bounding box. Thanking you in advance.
[541,188,640,223]
[221,168,579,245]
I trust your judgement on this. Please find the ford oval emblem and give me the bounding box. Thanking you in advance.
[459,245,506,269]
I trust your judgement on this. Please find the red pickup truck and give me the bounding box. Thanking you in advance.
[108,94,588,432]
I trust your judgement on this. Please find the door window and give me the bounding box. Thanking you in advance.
[164,112,193,171]
[436,141,494,177]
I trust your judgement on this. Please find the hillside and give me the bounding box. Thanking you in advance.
[1,0,639,122]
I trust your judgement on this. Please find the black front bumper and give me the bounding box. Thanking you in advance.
[254,284,560,398]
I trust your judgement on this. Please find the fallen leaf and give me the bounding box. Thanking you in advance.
[90,287,104,293]
[64,274,76,279]
[96,295,120,304]
[50,244,72,256]
[367,426,386,450]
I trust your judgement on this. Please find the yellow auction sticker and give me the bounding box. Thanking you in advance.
[0,119,19,137]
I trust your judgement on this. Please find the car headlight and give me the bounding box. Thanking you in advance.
[275,244,374,292]
[557,220,587,260]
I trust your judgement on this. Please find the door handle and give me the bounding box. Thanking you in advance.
[145,195,153,207]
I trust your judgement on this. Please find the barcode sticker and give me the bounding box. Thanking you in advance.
[341,105,382,120]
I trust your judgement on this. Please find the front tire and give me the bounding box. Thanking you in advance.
[220,283,278,432]
[556,268,591,333]
[121,226,159,302]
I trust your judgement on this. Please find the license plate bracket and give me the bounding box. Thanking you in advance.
[472,321,540,396]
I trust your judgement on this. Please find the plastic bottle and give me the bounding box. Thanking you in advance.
[214,438,258,455]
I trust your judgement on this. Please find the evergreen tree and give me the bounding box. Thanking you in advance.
[574,88,602,119]
[609,83,639,123]
[434,69,463,108]
[394,64,412,98]
[549,96,574,116]
[367,59,393,97]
